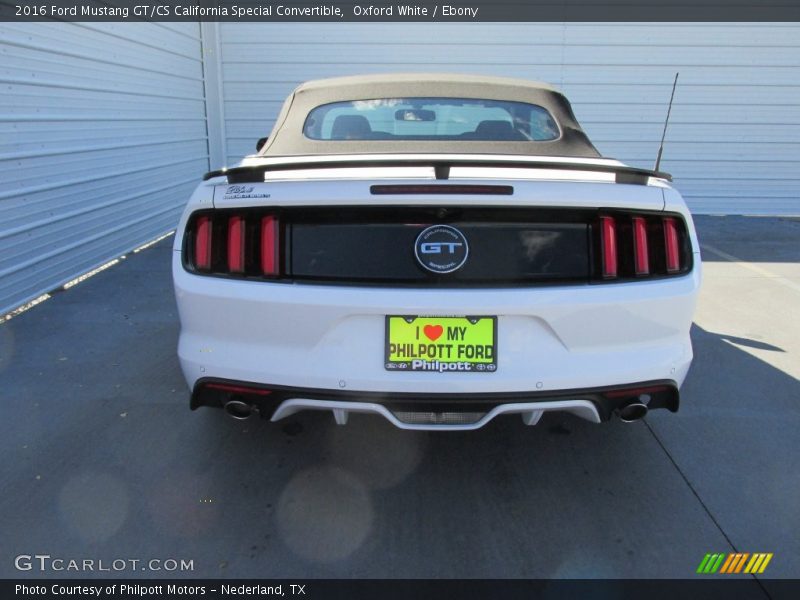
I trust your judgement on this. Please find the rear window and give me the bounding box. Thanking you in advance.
[302,97,560,142]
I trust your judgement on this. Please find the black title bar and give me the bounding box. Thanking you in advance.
[5,579,800,599]
[2,0,800,22]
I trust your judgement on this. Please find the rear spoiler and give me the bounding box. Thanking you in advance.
[203,157,672,185]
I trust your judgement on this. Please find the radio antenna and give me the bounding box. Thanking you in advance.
[655,72,679,172]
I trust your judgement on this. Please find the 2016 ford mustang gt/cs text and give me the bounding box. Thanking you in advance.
[173,73,701,430]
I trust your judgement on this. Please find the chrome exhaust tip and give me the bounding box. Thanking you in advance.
[223,399,254,420]
[617,402,648,423]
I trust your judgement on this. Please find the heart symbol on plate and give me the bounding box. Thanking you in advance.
[423,324,444,342]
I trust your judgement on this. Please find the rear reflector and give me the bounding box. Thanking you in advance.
[600,216,617,278]
[194,215,212,271]
[205,382,272,396]
[604,385,671,399]
[227,216,245,273]
[261,215,278,276]
[632,217,650,275]
[663,217,680,273]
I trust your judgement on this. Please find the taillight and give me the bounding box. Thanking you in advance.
[595,213,689,281]
[227,216,245,273]
[600,216,617,278]
[187,211,280,277]
[663,217,681,273]
[632,216,649,276]
[194,215,212,271]
[260,215,278,277]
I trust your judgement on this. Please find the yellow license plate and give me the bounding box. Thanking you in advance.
[385,316,497,373]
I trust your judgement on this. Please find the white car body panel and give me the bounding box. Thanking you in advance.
[174,252,697,394]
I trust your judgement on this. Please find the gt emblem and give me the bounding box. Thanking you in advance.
[414,225,469,274]
[420,242,462,254]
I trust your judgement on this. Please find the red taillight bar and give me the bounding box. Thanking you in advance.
[600,216,617,278]
[632,217,650,276]
[227,216,245,273]
[194,215,212,271]
[261,215,278,276]
[663,217,681,273]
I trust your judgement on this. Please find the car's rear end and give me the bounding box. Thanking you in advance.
[174,161,699,429]
[172,74,700,430]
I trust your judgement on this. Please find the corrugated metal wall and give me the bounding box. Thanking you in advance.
[217,23,800,216]
[0,22,209,315]
[1,22,798,315]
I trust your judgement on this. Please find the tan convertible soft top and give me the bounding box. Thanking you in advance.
[259,73,602,158]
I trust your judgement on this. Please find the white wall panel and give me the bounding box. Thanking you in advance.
[0,22,209,314]
[218,22,800,216]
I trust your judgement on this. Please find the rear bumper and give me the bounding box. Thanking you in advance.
[174,250,699,397]
[191,377,679,430]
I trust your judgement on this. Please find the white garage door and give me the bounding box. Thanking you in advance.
[216,22,800,216]
[0,22,209,315]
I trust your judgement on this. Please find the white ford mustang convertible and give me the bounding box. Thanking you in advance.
[173,73,700,430]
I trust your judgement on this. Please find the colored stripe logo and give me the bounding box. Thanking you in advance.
[697,553,773,574]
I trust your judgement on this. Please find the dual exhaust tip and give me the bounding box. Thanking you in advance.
[617,401,648,423]
[223,399,256,420]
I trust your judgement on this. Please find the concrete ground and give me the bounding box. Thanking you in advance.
[0,217,798,593]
